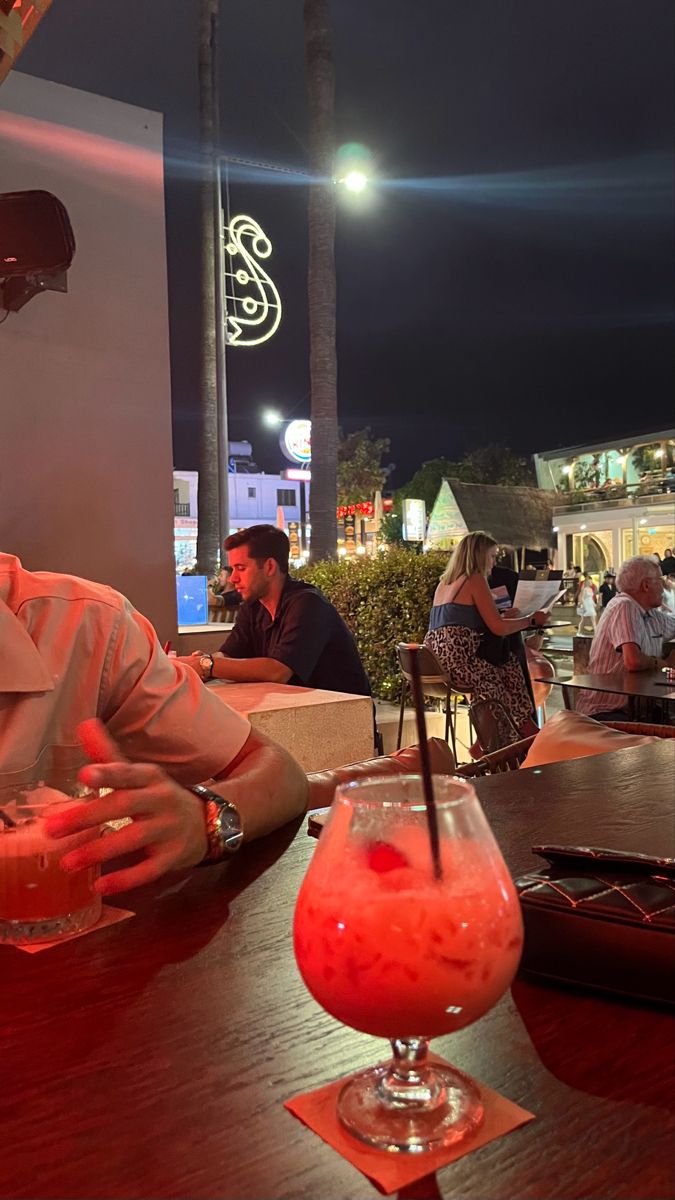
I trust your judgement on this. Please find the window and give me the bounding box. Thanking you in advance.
[277,488,295,507]
[173,487,190,517]
[247,486,256,499]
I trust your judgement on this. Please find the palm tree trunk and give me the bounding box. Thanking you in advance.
[196,0,221,576]
[304,0,337,562]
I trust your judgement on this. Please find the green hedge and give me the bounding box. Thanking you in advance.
[297,549,447,701]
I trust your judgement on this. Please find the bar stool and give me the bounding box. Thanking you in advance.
[396,643,470,763]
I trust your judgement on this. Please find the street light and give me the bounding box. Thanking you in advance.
[262,408,283,428]
[342,170,368,193]
[335,142,374,200]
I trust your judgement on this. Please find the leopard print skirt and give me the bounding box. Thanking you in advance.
[424,625,534,729]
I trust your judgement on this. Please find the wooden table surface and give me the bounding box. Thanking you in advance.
[206,678,370,713]
[545,669,675,702]
[1,743,674,1200]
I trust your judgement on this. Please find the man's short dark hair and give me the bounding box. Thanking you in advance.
[224,524,290,573]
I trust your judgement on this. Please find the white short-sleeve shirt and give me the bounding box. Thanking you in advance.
[576,592,675,716]
[0,554,251,779]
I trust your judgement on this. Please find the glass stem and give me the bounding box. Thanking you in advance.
[377,1038,438,1108]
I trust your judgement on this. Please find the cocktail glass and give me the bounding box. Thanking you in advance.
[0,750,102,944]
[293,774,523,1153]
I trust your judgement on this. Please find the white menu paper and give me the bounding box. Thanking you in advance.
[513,581,566,617]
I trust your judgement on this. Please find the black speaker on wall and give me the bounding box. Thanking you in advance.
[0,189,76,313]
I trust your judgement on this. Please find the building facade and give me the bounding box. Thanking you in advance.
[173,469,306,570]
[534,431,675,574]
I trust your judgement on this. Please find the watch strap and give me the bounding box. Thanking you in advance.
[188,784,243,861]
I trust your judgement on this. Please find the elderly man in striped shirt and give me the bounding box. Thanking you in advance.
[576,556,675,722]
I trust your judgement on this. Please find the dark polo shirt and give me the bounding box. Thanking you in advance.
[220,576,371,696]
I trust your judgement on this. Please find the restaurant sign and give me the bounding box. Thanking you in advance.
[280,420,312,465]
[287,520,302,558]
[402,498,426,542]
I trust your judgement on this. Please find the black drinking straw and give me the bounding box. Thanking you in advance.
[408,644,443,881]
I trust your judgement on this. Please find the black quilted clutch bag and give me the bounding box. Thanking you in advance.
[515,844,675,1006]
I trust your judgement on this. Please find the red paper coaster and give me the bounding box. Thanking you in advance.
[285,1055,535,1194]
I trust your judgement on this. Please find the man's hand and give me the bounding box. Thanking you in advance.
[531,610,549,627]
[43,721,208,895]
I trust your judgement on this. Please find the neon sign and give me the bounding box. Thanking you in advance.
[224,214,282,347]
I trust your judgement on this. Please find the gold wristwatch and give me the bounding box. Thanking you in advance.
[199,653,214,681]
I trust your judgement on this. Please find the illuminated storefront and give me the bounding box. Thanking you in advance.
[556,502,674,576]
[535,431,675,577]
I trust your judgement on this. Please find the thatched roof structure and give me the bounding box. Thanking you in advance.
[426,479,556,550]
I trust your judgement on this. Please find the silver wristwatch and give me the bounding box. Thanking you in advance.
[188,784,243,861]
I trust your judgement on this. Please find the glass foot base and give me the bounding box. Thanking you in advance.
[0,897,102,945]
[338,1061,484,1154]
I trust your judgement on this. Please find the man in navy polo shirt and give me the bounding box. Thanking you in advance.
[178,525,371,698]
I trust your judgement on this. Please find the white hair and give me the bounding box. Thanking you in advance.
[616,555,661,595]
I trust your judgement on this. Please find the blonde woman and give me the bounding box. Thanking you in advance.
[424,531,548,741]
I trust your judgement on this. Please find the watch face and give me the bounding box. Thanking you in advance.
[214,804,244,853]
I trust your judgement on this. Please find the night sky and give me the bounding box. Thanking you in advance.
[17,0,675,485]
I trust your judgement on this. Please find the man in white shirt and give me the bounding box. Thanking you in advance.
[576,555,675,720]
[1,554,307,895]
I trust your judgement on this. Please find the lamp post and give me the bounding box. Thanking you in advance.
[214,153,229,553]
[196,0,223,576]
